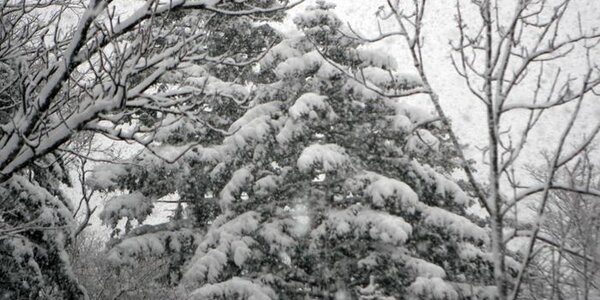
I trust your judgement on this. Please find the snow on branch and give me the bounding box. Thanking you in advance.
[421,206,489,243]
[365,176,419,212]
[99,192,154,228]
[107,228,197,265]
[188,277,276,300]
[313,206,413,246]
[408,277,458,300]
[297,143,350,173]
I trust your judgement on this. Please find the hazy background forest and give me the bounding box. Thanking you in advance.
[1,0,600,299]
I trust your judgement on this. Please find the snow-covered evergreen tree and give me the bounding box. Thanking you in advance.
[98,2,515,299]
[0,155,86,298]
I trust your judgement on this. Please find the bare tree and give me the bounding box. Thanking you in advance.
[333,0,600,299]
[0,0,302,181]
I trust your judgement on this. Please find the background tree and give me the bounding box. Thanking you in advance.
[523,150,600,300]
